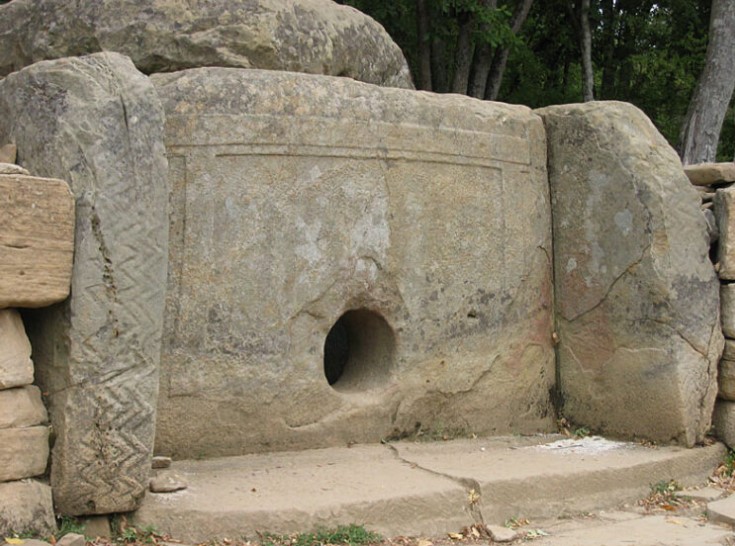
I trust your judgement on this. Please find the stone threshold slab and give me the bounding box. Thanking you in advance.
[132,436,726,543]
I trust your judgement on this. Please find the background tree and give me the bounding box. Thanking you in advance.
[679,0,735,163]
[340,0,733,160]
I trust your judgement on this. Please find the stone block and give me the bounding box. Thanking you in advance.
[79,516,111,539]
[0,174,74,308]
[716,187,735,279]
[0,479,56,536]
[0,143,16,163]
[152,68,555,458]
[0,52,168,514]
[56,534,85,546]
[0,308,33,389]
[714,400,735,449]
[0,0,412,89]
[0,426,49,482]
[684,162,735,186]
[537,102,722,446]
[721,340,735,401]
[0,386,47,428]
[722,284,735,337]
[0,163,29,175]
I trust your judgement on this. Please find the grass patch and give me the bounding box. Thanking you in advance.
[725,450,735,476]
[258,525,381,546]
[638,479,683,512]
[57,516,86,539]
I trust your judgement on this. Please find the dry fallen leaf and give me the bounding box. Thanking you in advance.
[448,533,464,540]
[467,489,480,505]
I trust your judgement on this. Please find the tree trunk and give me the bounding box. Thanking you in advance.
[431,34,449,93]
[416,0,433,91]
[484,0,534,101]
[468,0,498,99]
[679,0,735,164]
[580,0,595,102]
[469,43,493,98]
[599,0,616,99]
[451,11,475,94]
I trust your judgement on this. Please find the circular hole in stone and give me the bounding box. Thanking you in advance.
[323,309,395,393]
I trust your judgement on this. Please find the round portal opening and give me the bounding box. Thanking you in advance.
[323,309,395,393]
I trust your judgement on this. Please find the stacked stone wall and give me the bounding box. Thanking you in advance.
[688,163,735,446]
[0,150,74,535]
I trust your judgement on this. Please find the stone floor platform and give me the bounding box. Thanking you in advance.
[132,435,728,543]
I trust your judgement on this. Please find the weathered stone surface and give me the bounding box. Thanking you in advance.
[537,101,722,446]
[486,525,518,542]
[56,534,85,546]
[79,516,112,539]
[0,53,168,515]
[153,68,554,458]
[0,0,412,89]
[722,284,735,338]
[0,426,49,481]
[674,486,724,502]
[720,340,735,401]
[149,472,187,493]
[0,386,47,429]
[0,174,74,308]
[0,163,29,175]
[0,309,34,389]
[714,400,735,448]
[152,456,172,469]
[0,480,56,536]
[704,208,719,244]
[684,162,735,186]
[708,494,735,525]
[715,187,735,279]
[0,143,16,163]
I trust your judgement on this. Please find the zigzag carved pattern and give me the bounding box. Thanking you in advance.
[62,380,154,513]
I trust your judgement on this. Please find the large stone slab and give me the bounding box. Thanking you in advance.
[152,68,555,458]
[132,436,725,542]
[0,480,56,536]
[0,0,412,89]
[537,101,722,446]
[0,308,33,389]
[0,174,74,308]
[0,426,49,482]
[0,386,47,429]
[0,53,169,515]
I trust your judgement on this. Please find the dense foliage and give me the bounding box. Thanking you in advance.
[338,0,733,160]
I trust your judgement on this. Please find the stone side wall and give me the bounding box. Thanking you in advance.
[0,52,170,516]
[689,163,735,445]
[0,158,74,535]
[538,102,722,446]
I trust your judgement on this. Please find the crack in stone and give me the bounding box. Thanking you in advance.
[563,243,651,323]
[384,443,485,526]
